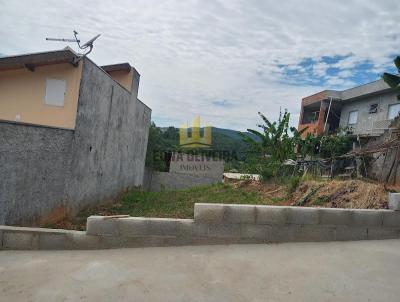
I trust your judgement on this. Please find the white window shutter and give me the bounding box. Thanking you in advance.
[44,79,66,107]
[348,111,358,125]
[388,103,400,120]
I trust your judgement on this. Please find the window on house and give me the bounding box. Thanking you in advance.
[311,111,319,123]
[369,104,378,114]
[348,110,358,125]
[44,79,66,107]
[388,103,400,120]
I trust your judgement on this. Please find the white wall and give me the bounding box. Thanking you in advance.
[339,91,400,135]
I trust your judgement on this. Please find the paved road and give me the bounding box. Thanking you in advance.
[1,240,400,302]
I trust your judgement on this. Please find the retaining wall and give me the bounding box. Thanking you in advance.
[1,204,400,250]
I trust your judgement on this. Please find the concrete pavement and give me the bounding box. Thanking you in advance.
[1,240,400,301]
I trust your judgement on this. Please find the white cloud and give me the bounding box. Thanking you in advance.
[312,62,330,78]
[337,70,352,78]
[0,0,399,130]
[325,76,355,88]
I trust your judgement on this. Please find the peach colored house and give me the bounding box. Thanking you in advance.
[0,47,141,130]
[0,48,151,225]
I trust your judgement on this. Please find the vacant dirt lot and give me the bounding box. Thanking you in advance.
[45,178,394,231]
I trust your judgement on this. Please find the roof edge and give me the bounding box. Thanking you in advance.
[0,48,81,71]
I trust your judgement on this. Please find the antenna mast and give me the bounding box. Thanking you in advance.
[45,30,101,56]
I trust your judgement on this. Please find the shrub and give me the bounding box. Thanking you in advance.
[259,160,281,181]
[287,176,301,193]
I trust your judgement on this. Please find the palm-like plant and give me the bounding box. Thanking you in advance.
[383,56,400,100]
[242,110,307,163]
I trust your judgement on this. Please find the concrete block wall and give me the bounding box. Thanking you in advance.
[0,58,151,226]
[0,121,74,225]
[65,58,151,211]
[0,226,100,250]
[193,204,400,242]
[2,204,400,250]
[0,225,176,250]
[86,204,400,246]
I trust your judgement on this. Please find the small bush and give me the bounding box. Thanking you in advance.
[260,167,275,181]
[287,176,301,193]
[259,160,281,182]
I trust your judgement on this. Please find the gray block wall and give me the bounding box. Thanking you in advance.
[0,122,74,225]
[83,204,400,247]
[0,58,151,225]
[65,58,151,211]
[2,204,400,250]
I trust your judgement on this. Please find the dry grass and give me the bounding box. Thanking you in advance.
[290,179,389,209]
[232,178,390,209]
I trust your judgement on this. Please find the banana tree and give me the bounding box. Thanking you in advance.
[383,56,400,100]
[242,110,307,163]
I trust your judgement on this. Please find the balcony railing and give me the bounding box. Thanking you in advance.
[347,119,392,136]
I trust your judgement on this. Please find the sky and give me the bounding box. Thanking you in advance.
[1,0,399,131]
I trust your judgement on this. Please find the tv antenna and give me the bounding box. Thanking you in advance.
[46,31,101,56]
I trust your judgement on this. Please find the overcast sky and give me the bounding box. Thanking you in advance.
[1,0,399,130]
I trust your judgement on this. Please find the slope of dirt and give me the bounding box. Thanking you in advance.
[291,179,389,209]
[236,178,391,209]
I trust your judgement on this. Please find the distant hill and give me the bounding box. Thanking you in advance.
[158,126,260,159]
[211,127,260,141]
[160,126,259,141]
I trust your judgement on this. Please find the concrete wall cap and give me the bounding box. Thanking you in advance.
[0,225,82,235]
[389,193,400,210]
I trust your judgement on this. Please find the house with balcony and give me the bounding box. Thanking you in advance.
[298,79,400,138]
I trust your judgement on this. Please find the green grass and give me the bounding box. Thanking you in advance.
[61,183,273,230]
[270,197,286,203]
[113,183,267,218]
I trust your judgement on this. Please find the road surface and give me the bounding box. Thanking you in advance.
[1,240,400,301]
